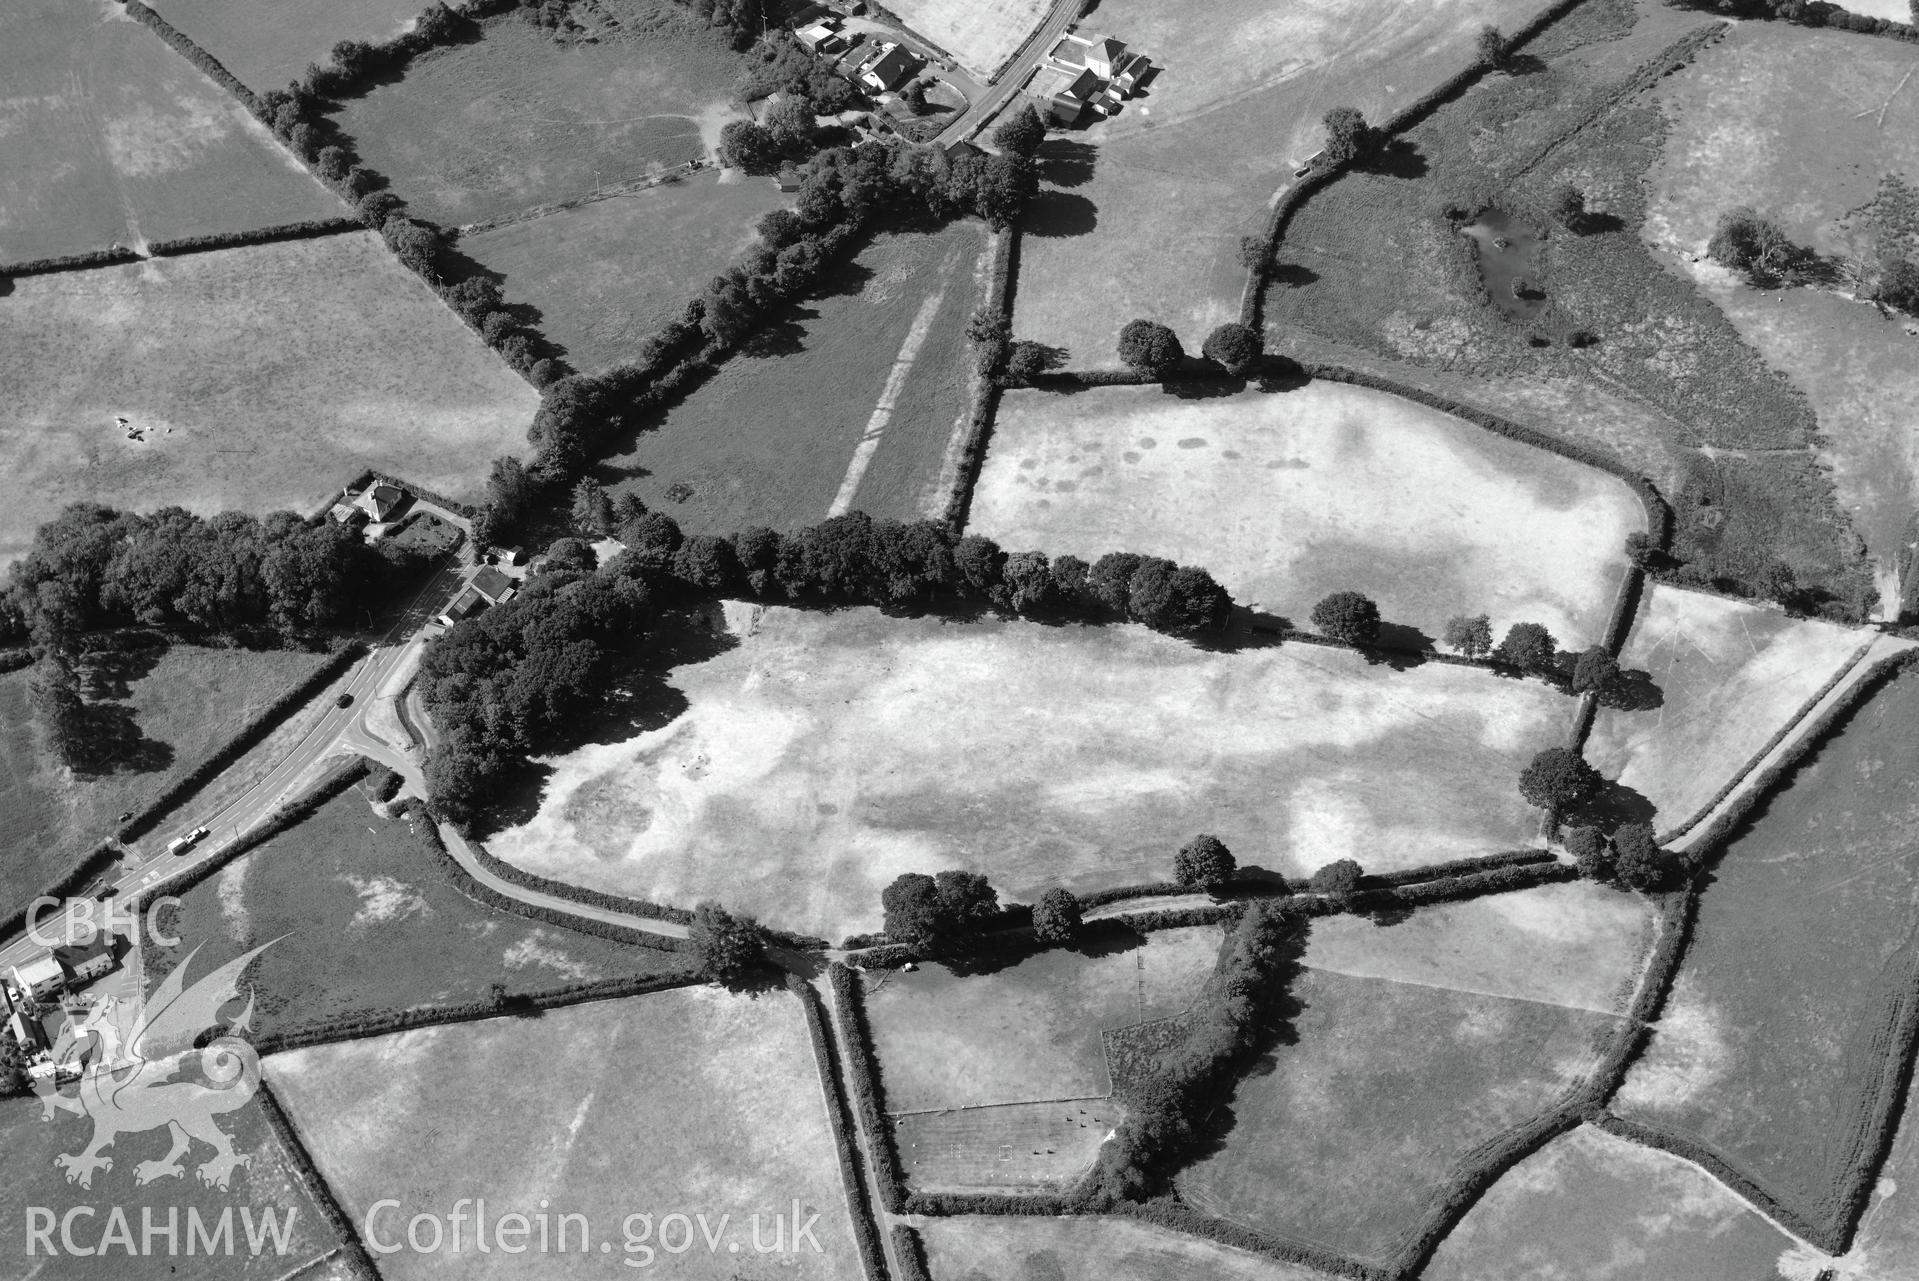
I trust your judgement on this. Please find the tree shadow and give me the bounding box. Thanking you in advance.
[1024,191,1099,238]
[737,308,812,358]
[1267,262,1319,288]
[1036,139,1099,190]
[68,704,174,778]
[1566,778,1659,833]
[1163,374,1247,400]
[1599,668,1663,712]
[1501,51,1548,75]
[815,258,876,300]
[1363,138,1429,180]
[79,635,170,701]
[1375,621,1435,655]
[1252,360,1312,392]
[1576,211,1626,235]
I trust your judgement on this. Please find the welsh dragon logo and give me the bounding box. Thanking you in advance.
[33,942,274,1191]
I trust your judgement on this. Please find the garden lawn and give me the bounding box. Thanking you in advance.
[1421,1124,1795,1281]
[598,223,988,532]
[334,1,744,227]
[270,986,864,1281]
[0,1093,339,1281]
[972,382,1641,648]
[1009,0,1546,366]
[0,0,347,263]
[1175,968,1620,1269]
[1613,667,1919,1244]
[485,605,1568,943]
[144,785,693,1039]
[882,0,1047,77]
[0,233,537,566]
[921,1215,1330,1281]
[146,0,426,92]
[1584,584,1868,832]
[463,171,787,373]
[865,926,1222,1111]
[0,643,335,926]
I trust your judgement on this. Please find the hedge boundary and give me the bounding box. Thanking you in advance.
[827,963,910,1213]
[463,838,694,925]
[254,1081,381,1279]
[889,1225,931,1281]
[121,1,261,112]
[1117,1201,1380,1280]
[1591,1111,1833,1248]
[0,247,142,279]
[1365,848,1553,889]
[790,976,892,1281]
[942,225,1020,534]
[146,217,365,258]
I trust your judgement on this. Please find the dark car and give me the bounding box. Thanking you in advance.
[336,692,355,709]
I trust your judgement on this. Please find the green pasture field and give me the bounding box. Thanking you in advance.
[1422,1124,1794,1281]
[463,171,787,373]
[334,0,745,227]
[972,382,1641,649]
[897,1099,1123,1193]
[1585,584,1867,829]
[865,926,1222,1111]
[597,223,988,533]
[921,1215,1331,1281]
[146,0,425,92]
[0,1092,338,1281]
[1613,668,1919,1241]
[485,605,1569,942]
[270,986,864,1281]
[1009,0,1546,367]
[1302,879,1654,1015]
[0,642,334,925]
[144,784,692,1038]
[0,233,537,565]
[883,0,1048,76]
[0,0,346,264]
[1259,0,1873,608]
[1175,967,1620,1267]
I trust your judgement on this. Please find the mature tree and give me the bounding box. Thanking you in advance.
[1757,560,1799,610]
[1309,858,1363,901]
[1238,234,1268,273]
[719,119,783,174]
[991,103,1047,158]
[1571,646,1620,695]
[881,873,943,948]
[1116,320,1186,380]
[1174,834,1236,889]
[1161,566,1234,634]
[1005,340,1055,383]
[571,478,613,537]
[1708,207,1806,282]
[764,95,816,149]
[1610,822,1669,891]
[1623,530,1660,570]
[902,79,930,115]
[953,534,1007,602]
[315,145,352,184]
[1087,552,1144,617]
[689,901,767,987]
[1476,24,1508,67]
[673,535,741,594]
[380,216,443,279]
[1201,322,1263,375]
[973,154,1038,230]
[1312,591,1382,646]
[1549,182,1586,230]
[1443,613,1494,659]
[1519,747,1601,810]
[0,1033,27,1098]
[1878,256,1919,314]
[1564,825,1612,881]
[539,537,598,577]
[1494,621,1558,673]
[1321,106,1374,165]
[734,526,783,597]
[1003,551,1055,615]
[29,653,87,769]
[1032,888,1084,943]
[934,870,1000,929]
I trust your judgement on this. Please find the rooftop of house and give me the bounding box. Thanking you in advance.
[864,45,918,85]
[1034,65,1101,100]
[54,938,112,968]
[13,955,62,986]
[472,566,515,601]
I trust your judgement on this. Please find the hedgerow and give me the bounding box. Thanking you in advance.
[889,1225,931,1281]
[0,247,142,278]
[1663,0,1919,42]
[120,1,260,111]
[1118,1201,1381,1280]
[1592,1111,1834,1246]
[942,227,1020,532]
[254,1082,383,1278]
[1372,861,1579,909]
[145,218,364,257]
[826,963,909,1213]
[464,838,693,925]
[1364,849,1554,889]
[788,975,892,1281]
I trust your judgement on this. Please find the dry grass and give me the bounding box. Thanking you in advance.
[0,0,346,263]
[0,233,538,565]
[1584,584,1867,828]
[486,605,1570,942]
[1176,968,1620,1267]
[1422,1124,1793,1281]
[270,986,865,1281]
[897,1100,1123,1193]
[883,0,1048,76]
[922,1215,1332,1281]
[147,0,426,92]
[1843,1075,1919,1280]
[865,926,1222,1111]
[973,383,1641,648]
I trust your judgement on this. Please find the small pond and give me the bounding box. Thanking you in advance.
[1461,207,1548,324]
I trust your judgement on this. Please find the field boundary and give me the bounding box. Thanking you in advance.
[943,225,1019,533]
[461,836,694,925]
[253,1079,381,1278]
[790,974,893,1281]
[146,217,366,258]
[121,0,261,112]
[1590,1111,1834,1249]
[0,247,143,279]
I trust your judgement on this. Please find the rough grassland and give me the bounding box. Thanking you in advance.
[487,606,1567,942]
[866,926,1222,1111]
[1422,1124,1793,1281]
[464,171,787,373]
[882,0,1047,77]
[335,2,744,226]
[1585,584,1865,828]
[0,233,537,565]
[1645,24,1919,613]
[147,0,426,92]
[923,1215,1330,1281]
[972,383,1640,648]
[1011,0,1545,366]
[0,1093,337,1280]
[0,0,346,263]
[144,786,692,1038]
[1303,879,1654,1015]
[0,644,332,925]
[599,223,988,533]
[1614,669,1919,1240]
[1177,968,1620,1267]
[271,987,864,1281]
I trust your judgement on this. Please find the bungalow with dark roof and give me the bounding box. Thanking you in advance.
[471,566,516,605]
[859,43,921,94]
[356,482,408,523]
[1029,65,1101,125]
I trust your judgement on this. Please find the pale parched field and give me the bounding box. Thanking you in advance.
[146,0,426,92]
[0,233,537,565]
[1844,1070,1919,1280]
[0,0,346,263]
[270,987,863,1281]
[883,0,1049,77]
[1584,584,1866,830]
[897,1099,1124,1193]
[972,383,1641,649]
[487,606,1568,941]
[923,1214,1332,1281]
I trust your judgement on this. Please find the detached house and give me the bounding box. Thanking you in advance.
[54,938,115,986]
[1031,32,1153,124]
[1030,65,1101,125]
[858,42,920,94]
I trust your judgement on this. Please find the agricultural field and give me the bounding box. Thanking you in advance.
[883,0,1048,77]
[0,642,334,925]
[897,1099,1124,1193]
[463,171,787,373]
[921,1215,1331,1281]
[143,785,693,1038]
[0,0,347,264]
[1613,667,1919,1242]
[0,233,537,564]
[597,223,988,532]
[1843,1074,1919,1280]
[1009,0,1546,366]
[486,605,1569,942]
[0,1092,340,1281]
[1585,584,1868,831]
[334,0,746,227]
[146,0,426,92]
[270,986,864,1281]
[866,926,1222,1111]
[1175,966,1620,1267]
[1422,1125,1795,1281]
[972,382,1642,647]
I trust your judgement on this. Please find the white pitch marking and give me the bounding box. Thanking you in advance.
[827,289,946,517]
